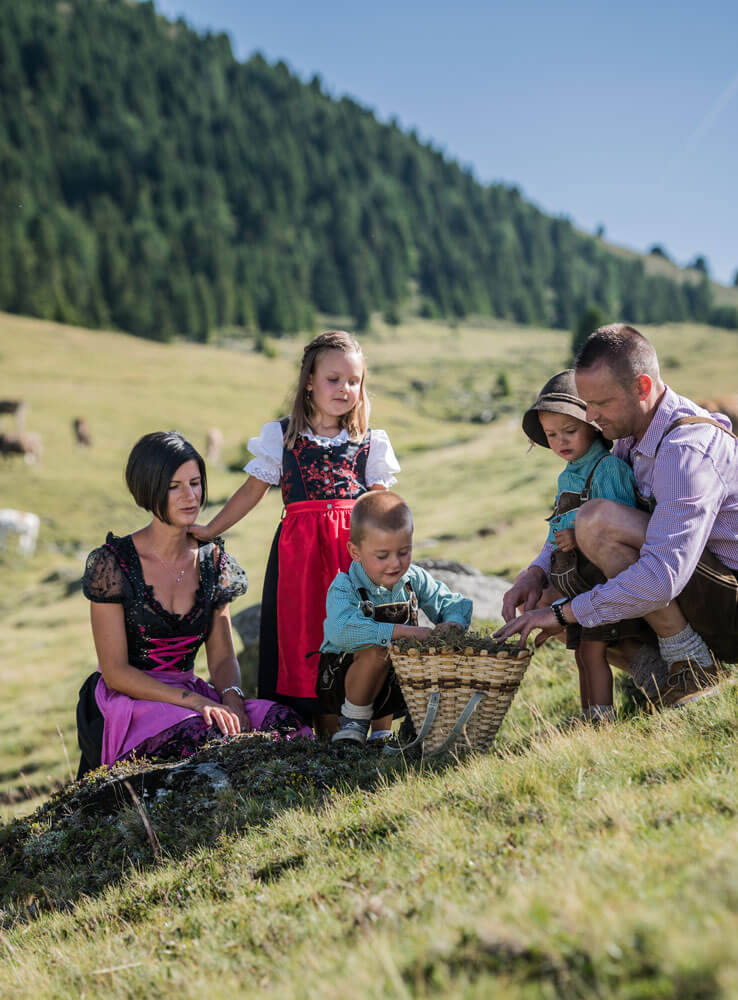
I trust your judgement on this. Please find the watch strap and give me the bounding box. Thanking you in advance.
[551,600,569,628]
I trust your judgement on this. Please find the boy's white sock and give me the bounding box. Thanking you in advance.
[341,699,374,720]
[658,625,713,669]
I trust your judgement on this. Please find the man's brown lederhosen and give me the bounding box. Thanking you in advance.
[548,456,654,649]
[316,582,416,717]
[635,416,738,662]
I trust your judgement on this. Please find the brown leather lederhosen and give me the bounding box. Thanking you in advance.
[315,582,416,717]
[633,415,738,661]
[548,454,654,649]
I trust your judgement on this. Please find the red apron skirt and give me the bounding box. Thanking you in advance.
[276,498,355,700]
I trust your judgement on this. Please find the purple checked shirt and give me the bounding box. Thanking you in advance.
[566,387,738,628]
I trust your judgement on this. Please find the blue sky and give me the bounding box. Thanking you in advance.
[155,0,738,285]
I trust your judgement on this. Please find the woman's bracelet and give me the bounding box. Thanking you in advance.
[220,685,244,699]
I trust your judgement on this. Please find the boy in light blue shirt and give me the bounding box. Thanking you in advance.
[320,492,473,744]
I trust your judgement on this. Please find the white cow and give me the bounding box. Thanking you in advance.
[0,509,40,557]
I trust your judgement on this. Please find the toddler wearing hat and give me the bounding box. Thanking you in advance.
[522,370,641,721]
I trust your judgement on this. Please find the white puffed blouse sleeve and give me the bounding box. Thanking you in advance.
[244,420,284,485]
[365,429,401,488]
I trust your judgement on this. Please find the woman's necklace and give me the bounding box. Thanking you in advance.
[152,548,192,584]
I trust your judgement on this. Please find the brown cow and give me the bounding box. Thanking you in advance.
[0,400,26,430]
[0,431,42,464]
[73,417,93,447]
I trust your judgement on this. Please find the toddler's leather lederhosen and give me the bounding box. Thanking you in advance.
[548,455,653,649]
[316,582,416,718]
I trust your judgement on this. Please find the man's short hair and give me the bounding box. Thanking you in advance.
[350,491,413,545]
[574,323,660,387]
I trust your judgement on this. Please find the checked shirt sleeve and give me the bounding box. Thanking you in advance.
[410,566,473,626]
[322,573,394,652]
[573,442,728,626]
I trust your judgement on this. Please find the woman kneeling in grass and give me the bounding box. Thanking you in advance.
[76,431,311,776]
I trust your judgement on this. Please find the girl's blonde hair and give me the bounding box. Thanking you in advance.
[285,331,369,448]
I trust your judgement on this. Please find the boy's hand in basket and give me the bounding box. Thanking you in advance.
[430,621,466,639]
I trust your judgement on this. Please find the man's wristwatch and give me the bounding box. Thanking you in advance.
[550,598,570,628]
[220,685,244,699]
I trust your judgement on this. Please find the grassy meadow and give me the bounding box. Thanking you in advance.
[1,311,737,997]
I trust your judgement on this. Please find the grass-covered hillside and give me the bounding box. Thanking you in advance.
[1,313,737,997]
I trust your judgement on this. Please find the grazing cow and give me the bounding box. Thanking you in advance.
[205,426,224,465]
[0,399,27,430]
[0,509,40,557]
[0,431,43,464]
[73,417,93,447]
[698,396,738,434]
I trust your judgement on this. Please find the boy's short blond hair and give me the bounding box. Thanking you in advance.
[350,491,413,545]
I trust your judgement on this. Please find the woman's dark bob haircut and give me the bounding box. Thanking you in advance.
[125,431,207,524]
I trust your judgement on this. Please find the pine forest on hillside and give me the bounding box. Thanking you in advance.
[1,0,736,341]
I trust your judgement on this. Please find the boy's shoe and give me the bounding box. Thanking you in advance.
[659,658,723,708]
[332,716,371,744]
[368,729,393,742]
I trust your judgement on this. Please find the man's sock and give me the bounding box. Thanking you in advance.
[658,625,713,670]
[628,645,669,699]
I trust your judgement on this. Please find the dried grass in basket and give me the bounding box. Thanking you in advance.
[387,638,532,755]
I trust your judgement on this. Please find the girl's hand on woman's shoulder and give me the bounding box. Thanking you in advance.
[188,522,214,542]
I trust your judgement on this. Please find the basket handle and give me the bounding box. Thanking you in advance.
[425,691,485,756]
[383,690,486,757]
[382,691,441,756]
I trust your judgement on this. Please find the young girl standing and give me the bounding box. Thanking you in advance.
[191,331,400,727]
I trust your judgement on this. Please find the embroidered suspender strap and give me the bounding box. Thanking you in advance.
[357,586,374,617]
[654,416,738,456]
[357,582,415,618]
[579,452,610,502]
[547,452,611,521]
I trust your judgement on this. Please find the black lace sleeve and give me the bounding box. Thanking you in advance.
[82,543,130,604]
[212,538,249,608]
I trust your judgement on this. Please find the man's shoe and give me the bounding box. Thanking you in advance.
[332,716,371,744]
[658,658,723,709]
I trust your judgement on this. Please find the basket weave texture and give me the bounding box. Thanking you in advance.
[390,641,532,753]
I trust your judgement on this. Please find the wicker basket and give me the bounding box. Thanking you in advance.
[387,641,532,755]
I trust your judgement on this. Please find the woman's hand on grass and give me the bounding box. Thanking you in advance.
[192,695,242,735]
[220,689,251,732]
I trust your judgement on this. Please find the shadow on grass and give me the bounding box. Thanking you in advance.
[0,733,454,926]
